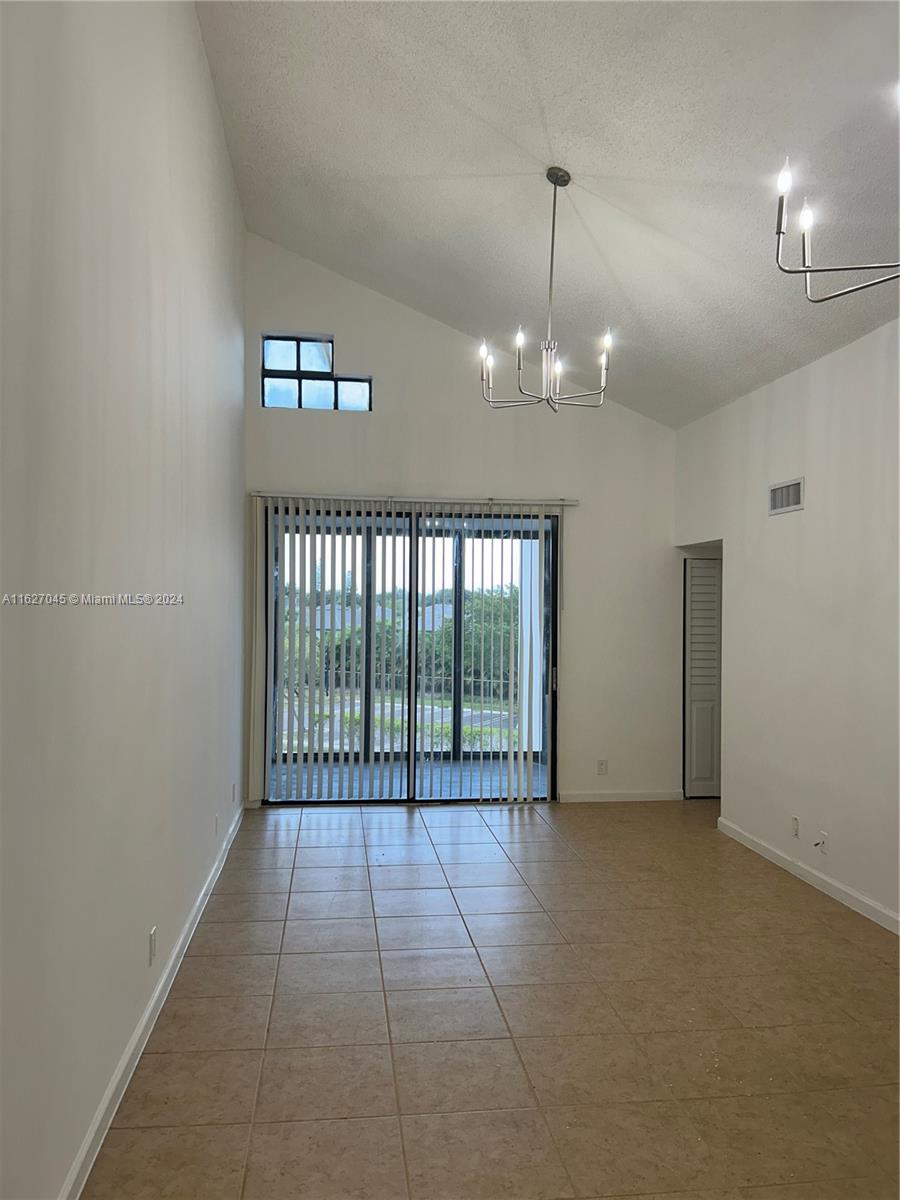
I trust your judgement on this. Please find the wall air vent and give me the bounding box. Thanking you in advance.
[769,477,804,515]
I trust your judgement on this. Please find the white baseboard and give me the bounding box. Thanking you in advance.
[559,790,683,803]
[60,807,244,1200]
[718,817,899,934]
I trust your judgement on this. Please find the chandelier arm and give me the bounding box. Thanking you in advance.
[555,397,605,408]
[805,268,900,303]
[777,231,899,275]
[482,382,543,407]
[554,383,607,402]
[516,369,547,401]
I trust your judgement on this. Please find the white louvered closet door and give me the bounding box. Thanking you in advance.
[683,557,722,798]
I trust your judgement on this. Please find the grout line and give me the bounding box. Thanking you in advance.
[235,818,298,1200]
[365,806,415,1200]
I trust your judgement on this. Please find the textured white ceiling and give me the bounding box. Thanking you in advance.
[199,2,899,427]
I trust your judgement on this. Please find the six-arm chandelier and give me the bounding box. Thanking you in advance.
[479,166,614,411]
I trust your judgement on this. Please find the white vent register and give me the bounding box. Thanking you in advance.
[769,477,804,515]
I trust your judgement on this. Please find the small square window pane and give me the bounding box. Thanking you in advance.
[299,340,333,372]
[263,339,297,370]
[301,379,335,410]
[337,379,371,411]
[263,378,299,408]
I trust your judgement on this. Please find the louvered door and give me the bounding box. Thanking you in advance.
[683,557,722,798]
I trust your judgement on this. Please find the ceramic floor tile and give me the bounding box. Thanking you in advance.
[685,1091,881,1188]
[147,996,271,1052]
[296,828,366,847]
[213,868,293,894]
[169,955,278,998]
[434,843,511,864]
[255,1045,396,1121]
[276,951,383,994]
[373,888,459,916]
[495,983,626,1037]
[765,1021,899,1090]
[544,1101,726,1197]
[704,973,853,1027]
[526,883,628,911]
[386,987,508,1042]
[225,846,296,869]
[366,844,440,865]
[402,1108,574,1200]
[376,914,472,949]
[367,864,448,889]
[187,921,284,957]
[573,941,673,983]
[602,979,743,1033]
[267,990,389,1047]
[294,846,368,867]
[465,911,565,946]
[287,890,374,919]
[452,885,541,914]
[820,970,900,1023]
[381,947,488,990]
[82,1125,250,1200]
[816,1085,899,1178]
[282,917,377,952]
[479,943,593,985]
[113,1050,261,1127]
[640,1028,800,1098]
[735,1182,898,1200]
[517,1033,665,1105]
[393,1038,535,1113]
[441,863,525,887]
[242,1117,407,1200]
[200,893,288,923]
[291,866,371,892]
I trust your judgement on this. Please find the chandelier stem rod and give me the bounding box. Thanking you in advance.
[547,181,558,343]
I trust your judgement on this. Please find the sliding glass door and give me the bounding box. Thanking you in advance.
[265,499,557,803]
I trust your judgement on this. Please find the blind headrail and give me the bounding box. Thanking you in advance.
[250,491,578,507]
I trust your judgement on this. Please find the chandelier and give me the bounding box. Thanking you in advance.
[774,157,899,303]
[479,167,613,410]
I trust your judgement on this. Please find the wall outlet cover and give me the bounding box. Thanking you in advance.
[596,759,608,776]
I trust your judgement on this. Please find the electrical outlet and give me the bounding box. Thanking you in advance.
[791,816,800,839]
[148,925,157,967]
[815,831,829,855]
[596,759,608,776]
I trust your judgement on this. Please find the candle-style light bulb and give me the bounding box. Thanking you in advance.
[515,327,525,348]
[602,328,613,352]
[479,340,488,359]
[777,157,793,196]
[799,198,814,232]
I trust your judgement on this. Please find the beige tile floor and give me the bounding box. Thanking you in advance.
[84,800,899,1200]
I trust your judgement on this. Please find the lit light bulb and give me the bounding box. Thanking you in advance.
[602,328,613,351]
[486,354,495,369]
[515,327,525,348]
[554,359,563,374]
[799,198,814,232]
[479,340,488,359]
[777,157,792,196]
[599,351,608,369]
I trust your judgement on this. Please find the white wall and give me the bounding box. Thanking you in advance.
[245,233,682,802]
[676,320,899,927]
[0,5,245,1197]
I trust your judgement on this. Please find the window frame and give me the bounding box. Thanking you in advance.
[260,335,372,412]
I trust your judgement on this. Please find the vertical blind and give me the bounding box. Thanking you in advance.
[253,496,559,803]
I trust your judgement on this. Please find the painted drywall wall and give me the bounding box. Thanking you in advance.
[0,5,245,1197]
[244,233,682,802]
[676,320,899,926]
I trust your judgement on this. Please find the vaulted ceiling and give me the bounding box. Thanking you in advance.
[199,2,899,427]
